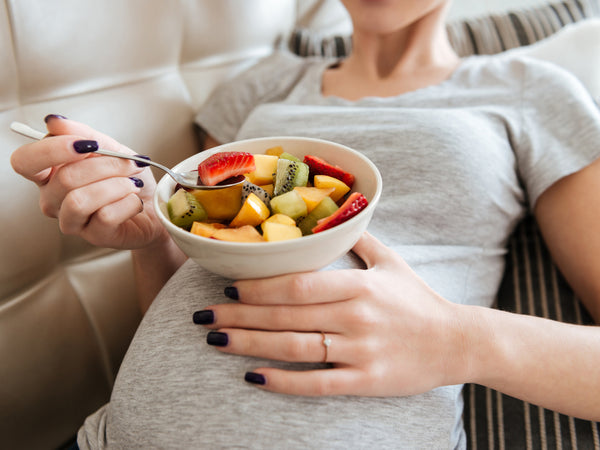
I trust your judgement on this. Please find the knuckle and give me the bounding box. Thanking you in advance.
[94,204,116,226]
[345,301,378,332]
[39,197,57,218]
[54,165,79,190]
[63,189,89,217]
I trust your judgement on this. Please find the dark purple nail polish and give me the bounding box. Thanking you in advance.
[129,177,144,188]
[193,310,214,325]
[44,114,67,123]
[245,372,266,385]
[73,140,98,153]
[207,331,228,347]
[224,286,239,300]
[134,154,151,167]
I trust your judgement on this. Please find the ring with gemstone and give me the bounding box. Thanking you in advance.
[320,331,331,363]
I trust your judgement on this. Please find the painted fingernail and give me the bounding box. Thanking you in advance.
[129,177,144,188]
[244,372,266,385]
[73,140,98,153]
[224,286,239,300]
[44,114,67,123]
[134,154,151,167]
[207,331,228,347]
[193,310,214,325]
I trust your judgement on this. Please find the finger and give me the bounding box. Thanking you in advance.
[11,135,94,185]
[57,177,142,235]
[39,155,145,216]
[350,231,395,269]
[12,117,138,185]
[200,302,353,333]
[209,328,344,364]
[234,268,368,305]
[79,193,145,247]
[244,366,367,396]
[45,116,126,152]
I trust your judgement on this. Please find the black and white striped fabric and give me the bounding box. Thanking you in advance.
[290,0,600,57]
[290,1,600,448]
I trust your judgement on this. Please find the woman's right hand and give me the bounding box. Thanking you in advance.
[10,115,167,250]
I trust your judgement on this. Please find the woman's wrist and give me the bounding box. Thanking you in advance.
[440,303,499,388]
[132,228,187,313]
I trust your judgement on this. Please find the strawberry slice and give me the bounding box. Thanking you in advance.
[197,152,256,186]
[312,192,368,233]
[303,155,355,188]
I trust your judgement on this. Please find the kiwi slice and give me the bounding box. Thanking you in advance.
[278,152,301,162]
[273,159,309,196]
[297,196,339,236]
[167,188,208,230]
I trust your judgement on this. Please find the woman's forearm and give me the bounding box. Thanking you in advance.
[132,231,188,314]
[459,304,600,421]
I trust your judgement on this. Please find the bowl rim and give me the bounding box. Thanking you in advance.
[153,136,382,253]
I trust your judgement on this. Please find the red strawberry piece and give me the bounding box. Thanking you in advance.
[303,155,355,188]
[197,152,256,186]
[312,192,368,233]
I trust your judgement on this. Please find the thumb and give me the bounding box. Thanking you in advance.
[351,231,392,269]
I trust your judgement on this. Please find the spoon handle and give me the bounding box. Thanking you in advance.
[10,121,46,140]
[10,121,173,175]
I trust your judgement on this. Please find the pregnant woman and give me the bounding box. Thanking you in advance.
[11,0,600,448]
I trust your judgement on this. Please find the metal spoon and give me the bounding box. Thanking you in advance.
[9,121,245,190]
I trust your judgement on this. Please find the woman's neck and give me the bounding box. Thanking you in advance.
[322,5,460,100]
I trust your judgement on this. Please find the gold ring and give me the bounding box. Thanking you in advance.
[320,331,332,363]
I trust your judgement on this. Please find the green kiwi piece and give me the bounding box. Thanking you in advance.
[273,159,309,196]
[270,190,308,221]
[167,188,208,230]
[297,196,339,236]
[278,152,301,162]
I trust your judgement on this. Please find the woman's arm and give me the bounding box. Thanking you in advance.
[460,156,600,420]
[534,157,600,322]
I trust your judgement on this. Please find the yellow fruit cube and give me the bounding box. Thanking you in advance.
[261,213,296,228]
[313,175,350,202]
[260,213,296,233]
[262,221,302,242]
[265,146,284,157]
[229,193,270,228]
[190,221,226,238]
[293,186,336,213]
[212,225,265,243]
[245,154,279,185]
[190,184,243,221]
[261,183,274,197]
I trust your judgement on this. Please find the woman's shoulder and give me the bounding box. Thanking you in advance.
[457,52,585,94]
[225,50,330,99]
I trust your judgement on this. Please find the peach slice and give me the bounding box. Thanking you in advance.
[212,225,265,243]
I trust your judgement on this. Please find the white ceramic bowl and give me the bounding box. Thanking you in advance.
[154,136,382,279]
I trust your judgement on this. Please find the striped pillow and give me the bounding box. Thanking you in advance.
[290,1,600,449]
[290,0,600,58]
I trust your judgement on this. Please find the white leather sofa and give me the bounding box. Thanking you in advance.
[1,1,598,449]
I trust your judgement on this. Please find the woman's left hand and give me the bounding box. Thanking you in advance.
[196,232,468,397]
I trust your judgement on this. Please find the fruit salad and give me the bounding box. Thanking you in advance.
[166,146,368,243]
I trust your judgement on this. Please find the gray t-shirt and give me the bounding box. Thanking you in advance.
[78,51,600,449]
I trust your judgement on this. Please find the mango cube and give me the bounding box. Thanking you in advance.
[313,175,351,202]
[229,193,270,228]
